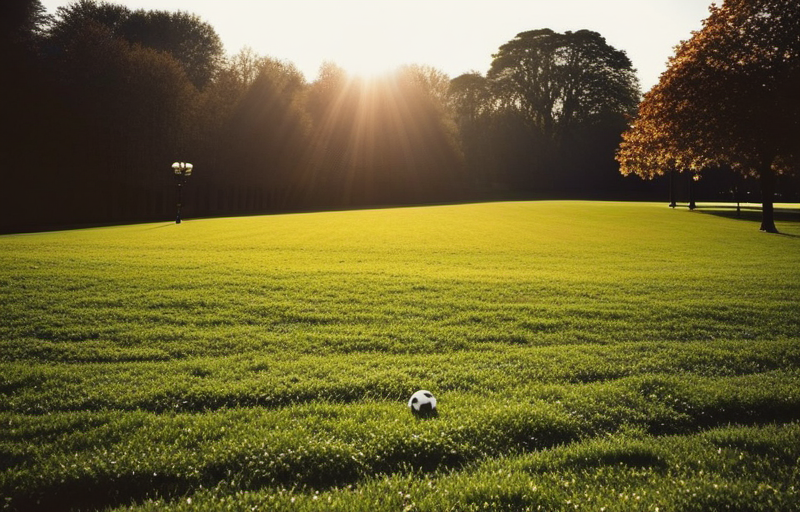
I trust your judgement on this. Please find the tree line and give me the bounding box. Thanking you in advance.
[0,0,642,232]
[2,0,795,233]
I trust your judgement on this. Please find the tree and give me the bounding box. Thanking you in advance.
[488,29,640,141]
[48,0,223,89]
[119,9,224,89]
[616,0,800,233]
[0,0,53,233]
[448,30,639,195]
[0,0,49,50]
[399,64,452,110]
[450,72,493,124]
[449,72,496,188]
[191,47,269,198]
[481,29,640,194]
[47,0,129,47]
[223,58,311,211]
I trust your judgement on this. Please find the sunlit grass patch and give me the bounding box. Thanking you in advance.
[1,201,799,511]
[113,423,800,512]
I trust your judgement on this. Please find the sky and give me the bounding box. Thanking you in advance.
[40,0,713,91]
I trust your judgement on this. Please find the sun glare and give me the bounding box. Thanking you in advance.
[339,56,401,80]
[256,0,428,81]
[326,28,410,80]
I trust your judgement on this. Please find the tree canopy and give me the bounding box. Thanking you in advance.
[617,0,800,232]
[449,29,641,193]
[0,0,48,49]
[48,0,223,88]
[13,0,791,233]
[488,29,640,140]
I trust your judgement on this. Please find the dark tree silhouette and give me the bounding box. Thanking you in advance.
[489,29,639,141]
[47,0,129,46]
[1,0,54,233]
[450,29,640,196]
[118,9,224,89]
[48,0,223,89]
[221,58,311,211]
[448,73,496,189]
[47,20,196,222]
[0,0,49,49]
[449,73,492,126]
[617,0,800,233]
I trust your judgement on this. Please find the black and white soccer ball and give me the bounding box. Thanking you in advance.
[408,390,437,417]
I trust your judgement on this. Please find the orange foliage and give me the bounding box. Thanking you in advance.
[617,0,800,181]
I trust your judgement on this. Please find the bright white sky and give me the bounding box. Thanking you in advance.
[40,0,712,91]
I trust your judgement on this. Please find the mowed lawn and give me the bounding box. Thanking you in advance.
[1,201,799,511]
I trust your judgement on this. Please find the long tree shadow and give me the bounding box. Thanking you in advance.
[694,205,800,237]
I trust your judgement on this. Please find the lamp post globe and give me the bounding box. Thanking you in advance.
[172,162,193,224]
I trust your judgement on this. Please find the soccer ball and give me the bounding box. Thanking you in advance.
[408,390,437,417]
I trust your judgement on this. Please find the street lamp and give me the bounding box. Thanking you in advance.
[172,162,193,224]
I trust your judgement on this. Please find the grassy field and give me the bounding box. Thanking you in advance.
[1,200,799,511]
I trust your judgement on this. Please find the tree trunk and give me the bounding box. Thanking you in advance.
[759,164,778,233]
[669,169,676,208]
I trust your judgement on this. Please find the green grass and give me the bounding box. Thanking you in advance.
[1,201,799,511]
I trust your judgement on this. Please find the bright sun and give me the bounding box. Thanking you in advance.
[338,55,402,80]
[268,0,430,80]
[220,0,466,82]
[326,26,409,79]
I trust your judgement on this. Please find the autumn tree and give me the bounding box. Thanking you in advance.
[617,0,800,233]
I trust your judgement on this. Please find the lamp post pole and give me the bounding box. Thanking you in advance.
[172,162,193,224]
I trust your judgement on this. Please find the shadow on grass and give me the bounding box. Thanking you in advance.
[144,223,177,230]
[694,205,800,237]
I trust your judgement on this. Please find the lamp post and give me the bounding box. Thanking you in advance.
[172,162,193,224]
